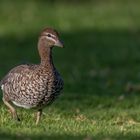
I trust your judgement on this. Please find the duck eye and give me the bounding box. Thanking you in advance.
[47,34,52,37]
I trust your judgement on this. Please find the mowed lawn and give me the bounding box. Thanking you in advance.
[0,0,140,140]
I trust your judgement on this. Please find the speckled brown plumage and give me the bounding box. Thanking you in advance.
[0,27,64,124]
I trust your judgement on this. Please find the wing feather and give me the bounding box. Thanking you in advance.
[0,64,38,86]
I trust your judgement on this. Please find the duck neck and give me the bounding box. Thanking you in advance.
[38,38,54,68]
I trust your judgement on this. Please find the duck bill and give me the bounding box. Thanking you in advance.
[55,40,64,48]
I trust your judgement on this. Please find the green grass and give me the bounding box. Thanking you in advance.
[0,0,140,139]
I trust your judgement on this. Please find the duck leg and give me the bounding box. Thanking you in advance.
[36,109,42,125]
[2,97,20,121]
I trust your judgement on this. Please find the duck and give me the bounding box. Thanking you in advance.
[0,27,64,125]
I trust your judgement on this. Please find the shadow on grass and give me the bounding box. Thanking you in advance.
[0,28,140,139]
[0,29,139,108]
[0,132,140,140]
[0,28,140,95]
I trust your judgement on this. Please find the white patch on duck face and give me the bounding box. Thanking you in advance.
[41,36,56,44]
[43,33,57,43]
[1,84,4,90]
[12,101,32,109]
[45,36,56,43]
[44,32,56,38]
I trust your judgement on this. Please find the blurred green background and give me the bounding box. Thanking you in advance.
[0,0,140,140]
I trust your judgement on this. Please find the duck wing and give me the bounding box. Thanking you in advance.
[0,64,38,87]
